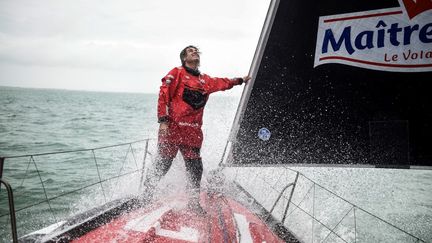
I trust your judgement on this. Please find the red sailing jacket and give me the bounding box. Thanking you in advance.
[157,66,243,147]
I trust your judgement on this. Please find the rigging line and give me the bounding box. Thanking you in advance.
[282,172,299,223]
[228,166,426,242]
[129,143,139,170]
[92,150,107,203]
[288,201,349,243]
[280,172,349,235]
[138,140,150,193]
[5,160,31,200]
[354,207,357,243]
[270,168,290,192]
[312,184,315,243]
[299,173,358,207]
[355,206,423,242]
[284,181,314,220]
[299,173,423,241]
[238,168,261,189]
[0,168,143,218]
[320,206,355,243]
[19,156,32,188]
[233,168,239,182]
[258,173,277,189]
[142,139,150,165]
[3,139,152,159]
[110,144,132,201]
[10,156,33,199]
[117,143,132,180]
[30,156,58,223]
[234,168,354,226]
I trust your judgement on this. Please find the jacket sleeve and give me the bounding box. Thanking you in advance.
[157,68,180,123]
[206,75,244,94]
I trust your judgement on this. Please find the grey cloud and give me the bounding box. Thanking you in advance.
[0,0,270,93]
[0,35,170,71]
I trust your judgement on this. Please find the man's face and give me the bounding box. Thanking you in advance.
[184,47,200,64]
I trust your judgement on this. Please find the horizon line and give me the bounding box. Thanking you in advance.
[0,85,242,97]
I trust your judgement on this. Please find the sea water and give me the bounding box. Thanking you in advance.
[0,86,241,241]
[0,86,431,242]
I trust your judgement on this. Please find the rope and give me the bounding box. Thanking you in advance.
[232,166,426,243]
[109,143,136,201]
[129,144,139,170]
[0,140,154,220]
[0,168,143,218]
[287,199,349,243]
[2,139,152,159]
[92,150,107,203]
[30,156,58,223]
[321,206,355,243]
[114,144,132,184]
[297,171,424,242]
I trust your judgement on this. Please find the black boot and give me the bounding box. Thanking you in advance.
[186,188,206,215]
[140,155,174,205]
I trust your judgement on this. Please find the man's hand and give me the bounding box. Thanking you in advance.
[159,122,169,136]
[242,76,252,84]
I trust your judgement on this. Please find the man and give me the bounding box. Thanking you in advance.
[144,45,250,214]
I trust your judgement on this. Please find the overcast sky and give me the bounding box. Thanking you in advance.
[0,0,270,94]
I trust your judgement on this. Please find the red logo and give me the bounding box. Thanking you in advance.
[400,0,432,19]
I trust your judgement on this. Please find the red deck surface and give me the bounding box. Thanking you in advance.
[72,192,284,242]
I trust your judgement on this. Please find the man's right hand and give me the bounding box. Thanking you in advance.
[159,122,169,136]
[242,76,252,84]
